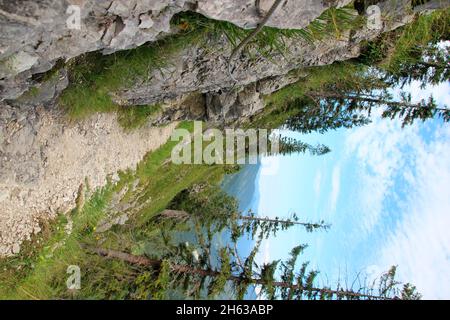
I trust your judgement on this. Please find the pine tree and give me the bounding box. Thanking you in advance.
[283,97,371,134]
[84,183,420,300]
[308,89,450,127]
[85,241,420,300]
[282,63,449,130]
[385,43,450,88]
[165,184,330,238]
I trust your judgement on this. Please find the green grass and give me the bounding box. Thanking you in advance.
[18,86,40,100]
[59,32,200,120]
[0,186,115,299]
[117,104,162,130]
[359,8,450,70]
[58,13,218,122]
[186,6,362,57]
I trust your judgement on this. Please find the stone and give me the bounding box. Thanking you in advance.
[139,14,154,29]
[12,243,20,254]
[4,51,39,75]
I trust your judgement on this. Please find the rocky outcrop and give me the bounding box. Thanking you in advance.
[0,0,355,102]
[116,0,422,124]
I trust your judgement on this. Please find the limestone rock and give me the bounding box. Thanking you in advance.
[0,0,358,101]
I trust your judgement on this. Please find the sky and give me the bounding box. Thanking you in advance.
[223,81,450,299]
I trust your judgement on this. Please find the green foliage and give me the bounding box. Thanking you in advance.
[257,8,450,134]
[0,121,229,299]
[0,185,115,299]
[208,249,232,297]
[381,93,449,126]
[360,8,450,86]
[148,260,171,300]
[376,266,421,300]
[383,8,449,71]
[259,56,449,132]
[167,183,239,234]
[59,32,193,120]
[128,207,419,300]
[307,88,450,127]
[277,136,331,156]
[177,7,362,60]
[260,261,279,300]
[134,271,154,299]
[254,63,368,129]
[167,184,330,242]
[283,97,371,134]
[117,104,162,130]
[280,245,307,300]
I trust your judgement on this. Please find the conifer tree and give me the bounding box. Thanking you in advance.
[85,184,420,300]
[308,89,450,127]
[282,63,449,131]
[85,230,420,300]
[165,184,330,238]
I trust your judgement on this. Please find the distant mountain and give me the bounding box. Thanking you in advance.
[221,162,261,212]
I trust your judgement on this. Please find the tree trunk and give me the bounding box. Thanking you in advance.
[309,92,449,112]
[85,246,389,300]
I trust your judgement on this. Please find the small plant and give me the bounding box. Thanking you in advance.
[117,104,162,130]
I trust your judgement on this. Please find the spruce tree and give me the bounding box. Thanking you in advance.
[85,184,420,300]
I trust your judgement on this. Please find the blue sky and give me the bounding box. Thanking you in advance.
[224,81,450,299]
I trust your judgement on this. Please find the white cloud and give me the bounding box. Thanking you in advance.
[329,165,341,212]
[346,109,450,299]
[377,124,450,299]
[406,81,450,107]
[255,237,272,267]
[345,111,421,233]
[313,170,322,198]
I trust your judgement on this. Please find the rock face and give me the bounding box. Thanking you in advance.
[196,0,353,29]
[116,30,365,124]
[115,0,420,124]
[0,0,356,101]
[0,0,445,256]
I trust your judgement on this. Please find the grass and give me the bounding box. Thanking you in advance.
[59,34,197,120]
[18,86,40,100]
[359,8,450,71]
[185,6,363,57]
[117,104,162,130]
[0,186,115,299]
[58,13,218,122]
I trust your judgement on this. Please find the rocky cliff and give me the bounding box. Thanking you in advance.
[0,0,356,101]
[0,0,445,256]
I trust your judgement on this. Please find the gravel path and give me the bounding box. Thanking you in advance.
[0,102,177,256]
